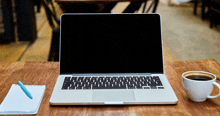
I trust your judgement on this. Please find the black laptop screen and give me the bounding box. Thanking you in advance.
[60,14,163,74]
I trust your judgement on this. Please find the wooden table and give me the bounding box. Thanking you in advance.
[1,59,220,115]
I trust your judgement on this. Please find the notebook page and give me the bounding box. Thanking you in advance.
[0,84,45,114]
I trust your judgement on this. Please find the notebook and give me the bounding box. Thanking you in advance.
[0,84,45,114]
[50,13,178,105]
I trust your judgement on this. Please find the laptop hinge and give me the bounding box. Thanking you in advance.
[104,102,124,104]
[145,73,151,75]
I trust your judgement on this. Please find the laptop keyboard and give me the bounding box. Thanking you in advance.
[62,76,164,90]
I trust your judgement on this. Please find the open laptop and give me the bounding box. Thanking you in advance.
[49,13,178,105]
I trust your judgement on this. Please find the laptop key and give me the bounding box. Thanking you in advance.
[117,78,122,83]
[127,82,134,88]
[71,77,77,82]
[140,76,145,81]
[62,85,68,89]
[83,86,91,89]
[64,77,71,82]
[86,82,91,87]
[111,83,115,88]
[153,76,163,86]
[128,86,135,89]
[92,77,98,81]
[142,81,148,86]
[83,83,87,87]
[134,76,139,82]
[76,86,82,89]
[72,82,76,86]
[143,86,150,89]
[76,82,82,85]
[125,78,129,82]
[98,77,102,82]
[62,77,71,89]
[101,77,106,82]
[69,86,75,89]
[137,84,142,89]
[91,78,96,82]
[113,77,118,82]
[78,77,84,82]
[85,77,91,82]
[107,82,111,87]
[92,87,99,89]
[151,86,157,89]
[100,82,104,86]
[117,86,126,89]
[117,82,126,89]
[146,76,149,80]
[106,77,111,82]
[158,87,164,89]
[92,83,99,89]
[149,81,157,86]
[119,76,125,82]
[127,76,132,81]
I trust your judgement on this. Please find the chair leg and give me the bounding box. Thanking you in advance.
[123,2,143,13]
[146,1,155,13]
[209,9,213,28]
[142,2,147,13]
[152,0,159,13]
[48,27,60,61]
[1,0,15,41]
[100,3,117,13]
[210,22,213,28]
[194,0,198,15]
[201,0,207,20]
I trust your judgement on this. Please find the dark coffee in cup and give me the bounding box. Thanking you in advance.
[186,75,212,81]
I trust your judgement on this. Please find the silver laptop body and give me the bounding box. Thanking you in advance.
[50,13,178,105]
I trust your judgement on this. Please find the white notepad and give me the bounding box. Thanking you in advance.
[0,84,45,114]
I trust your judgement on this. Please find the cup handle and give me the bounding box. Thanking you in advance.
[207,82,220,99]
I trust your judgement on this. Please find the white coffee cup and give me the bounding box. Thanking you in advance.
[182,71,220,102]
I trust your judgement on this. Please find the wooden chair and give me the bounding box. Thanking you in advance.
[123,0,159,13]
[194,0,211,20]
[42,0,60,61]
[210,0,220,28]
[142,0,159,13]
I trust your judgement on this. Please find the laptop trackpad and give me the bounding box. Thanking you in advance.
[92,90,135,101]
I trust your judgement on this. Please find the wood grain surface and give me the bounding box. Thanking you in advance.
[0,59,220,116]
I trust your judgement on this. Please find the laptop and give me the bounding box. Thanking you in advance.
[49,13,178,105]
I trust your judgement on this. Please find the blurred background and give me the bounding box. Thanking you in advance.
[0,0,219,63]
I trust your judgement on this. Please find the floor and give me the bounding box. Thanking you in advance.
[158,4,220,62]
[0,2,62,62]
[0,2,219,63]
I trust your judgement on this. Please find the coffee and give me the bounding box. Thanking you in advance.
[186,75,212,81]
[182,71,220,102]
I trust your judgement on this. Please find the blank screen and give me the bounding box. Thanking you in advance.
[60,14,163,74]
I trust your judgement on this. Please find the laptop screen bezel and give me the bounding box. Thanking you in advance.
[59,13,164,75]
